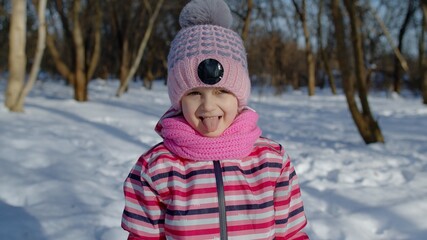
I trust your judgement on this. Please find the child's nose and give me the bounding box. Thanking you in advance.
[201,95,216,111]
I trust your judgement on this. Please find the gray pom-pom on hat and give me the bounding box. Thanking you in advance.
[179,0,233,29]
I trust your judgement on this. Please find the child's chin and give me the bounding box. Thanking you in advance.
[199,130,223,138]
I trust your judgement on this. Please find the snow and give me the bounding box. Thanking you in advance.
[1,79,426,240]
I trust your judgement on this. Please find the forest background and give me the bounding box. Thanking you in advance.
[2,0,427,142]
[1,1,427,239]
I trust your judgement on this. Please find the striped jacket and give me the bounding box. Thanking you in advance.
[122,137,308,239]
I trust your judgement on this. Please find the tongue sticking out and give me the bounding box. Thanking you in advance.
[202,117,220,132]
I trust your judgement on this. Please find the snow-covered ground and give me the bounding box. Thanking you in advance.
[0,79,426,240]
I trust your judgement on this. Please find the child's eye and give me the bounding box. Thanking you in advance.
[187,91,201,96]
[217,89,230,94]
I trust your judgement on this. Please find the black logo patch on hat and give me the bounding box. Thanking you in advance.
[197,59,224,85]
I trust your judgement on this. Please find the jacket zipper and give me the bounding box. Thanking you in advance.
[213,160,228,240]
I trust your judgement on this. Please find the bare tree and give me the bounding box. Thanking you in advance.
[116,0,165,97]
[106,0,143,92]
[317,0,337,95]
[368,3,410,83]
[72,0,87,101]
[331,0,384,144]
[293,0,316,96]
[5,0,27,111]
[241,0,253,42]
[8,0,47,112]
[392,1,416,93]
[46,0,102,101]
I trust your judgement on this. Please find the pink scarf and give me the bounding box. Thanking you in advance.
[155,108,262,161]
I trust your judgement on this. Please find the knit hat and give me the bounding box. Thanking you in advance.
[167,0,251,111]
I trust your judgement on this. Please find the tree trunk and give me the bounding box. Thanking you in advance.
[73,0,87,101]
[116,0,164,97]
[5,0,26,110]
[292,71,299,90]
[293,0,316,96]
[48,0,76,86]
[393,1,415,94]
[46,34,75,85]
[11,0,47,112]
[345,0,384,143]
[119,38,130,90]
[143,68,154,90]
[317,0,337,95]
[421,0,427,104]
[47,0,100,100]
[368,4,409,77]
[241,0,253,42]
[332,0,384,144]
[86,0,102,82]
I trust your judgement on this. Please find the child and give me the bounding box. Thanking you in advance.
[121,0,309,239]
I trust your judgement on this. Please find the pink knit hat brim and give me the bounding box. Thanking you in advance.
[168,53,250,111]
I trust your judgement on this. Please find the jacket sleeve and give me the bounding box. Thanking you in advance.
[121,156,166,240]
[274,151,309,240]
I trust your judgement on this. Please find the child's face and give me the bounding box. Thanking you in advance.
[181,87,239,137]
